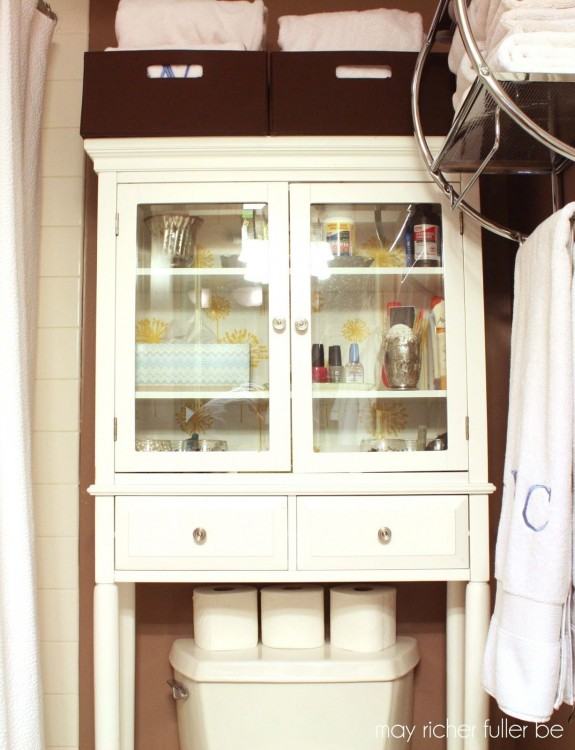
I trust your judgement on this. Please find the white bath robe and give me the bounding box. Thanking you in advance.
[483,204,575,722]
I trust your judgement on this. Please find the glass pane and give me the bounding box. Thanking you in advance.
[134,202,270,453]
[310,202,447,454]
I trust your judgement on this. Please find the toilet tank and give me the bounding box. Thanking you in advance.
[169,636,419,750]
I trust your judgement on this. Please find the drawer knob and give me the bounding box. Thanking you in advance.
[378,527,392,545]
[193,527,207,545]
[272,317,286,332]
[294,319,309,333]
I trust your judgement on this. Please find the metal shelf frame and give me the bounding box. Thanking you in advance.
[412,0,575,244]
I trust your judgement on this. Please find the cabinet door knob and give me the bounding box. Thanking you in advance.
[272,317,286,332]
[378,527,392,545]
[294,319,309,333]
[193,527,207,545]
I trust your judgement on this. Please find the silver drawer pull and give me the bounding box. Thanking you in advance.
[378,527,392,545]
[193,527,207,545]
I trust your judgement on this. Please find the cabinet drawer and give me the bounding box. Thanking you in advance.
[297,496,469,570]
[115,496,288,571]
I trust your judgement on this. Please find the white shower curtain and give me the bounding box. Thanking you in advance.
[0,1,56,748]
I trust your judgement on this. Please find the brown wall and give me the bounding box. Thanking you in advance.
[80,3,575,750]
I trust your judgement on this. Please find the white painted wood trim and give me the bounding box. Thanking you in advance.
[94,584,120,750]
[469,495,490,581]
[112,568,471,583]
[461,180,489,485]
[447,581,466,750]
[89,477,496,496]
[95,496,115,584]
[85,136,448,176]
[119,583,135,750]
[95,172,118,485]
[464,582,490,750]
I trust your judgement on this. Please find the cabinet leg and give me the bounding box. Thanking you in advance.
[447,581,466,750]
[94,583,120,750]
[464,581,490,750]
[119,583,136,750]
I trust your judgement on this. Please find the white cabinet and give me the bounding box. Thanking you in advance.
[85,137,494,750]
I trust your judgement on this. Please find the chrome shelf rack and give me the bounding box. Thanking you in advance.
[412,0,575,243]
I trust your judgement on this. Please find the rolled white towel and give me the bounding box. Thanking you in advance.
[278,9,423,52]
[487,31,575,73]
[488,4,575,44]
[115,0,267,51]
[448,0,493,75]
[488,10,575,52]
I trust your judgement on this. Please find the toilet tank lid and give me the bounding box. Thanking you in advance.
[169,636,419,683]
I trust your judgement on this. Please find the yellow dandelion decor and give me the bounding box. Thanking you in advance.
[221,329,268,370]
[206,294,231,321]
[176,401,215,435]
[342,319,369,343]
[358,236,404,268]
[372,402,408,437]
[136,318,168,343]
[195,246,215,268]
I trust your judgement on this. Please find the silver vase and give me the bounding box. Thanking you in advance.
[146,214,203,268]
[383,324,421,389]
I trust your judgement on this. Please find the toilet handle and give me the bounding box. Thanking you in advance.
[378,527,392,544]
[167,679,189,701]
[193,527,207,545]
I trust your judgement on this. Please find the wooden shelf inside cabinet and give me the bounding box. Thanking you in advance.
[312,388,447,400]
[136,268,248,276]
[135,389,269,400]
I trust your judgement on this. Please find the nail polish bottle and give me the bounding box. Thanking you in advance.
[328,345,344,383]
[312,343,328,383]
[345,343,364,384]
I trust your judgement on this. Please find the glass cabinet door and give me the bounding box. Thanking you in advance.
[114,183,290,472]
[290,183,468,472]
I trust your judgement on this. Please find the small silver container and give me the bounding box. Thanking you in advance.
[383,324,421,390]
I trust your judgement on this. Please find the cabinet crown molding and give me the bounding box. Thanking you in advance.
[84,135,447,176]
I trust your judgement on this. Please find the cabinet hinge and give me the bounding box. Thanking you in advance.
[459,211,464,236]
[115,213,119,237]
[114,417,118,442]
[465,416,470,441]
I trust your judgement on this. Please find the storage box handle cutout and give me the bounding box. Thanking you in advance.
[147,64,204,79]
[335,65,392,80]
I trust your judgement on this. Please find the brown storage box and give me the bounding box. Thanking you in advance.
[270,51,454,136]
[81,50,268,138]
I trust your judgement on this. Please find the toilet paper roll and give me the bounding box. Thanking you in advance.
[330,584,396,653]
[193,585,258,651]
[261,585,325,649]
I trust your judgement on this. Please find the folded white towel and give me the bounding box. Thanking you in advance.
[487,31,575,72]
[483,203,575,722]
[487,5,575,47]
[115,0,266,51]
[278,9,423,52]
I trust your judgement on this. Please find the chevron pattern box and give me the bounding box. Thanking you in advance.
[136,343,250,386]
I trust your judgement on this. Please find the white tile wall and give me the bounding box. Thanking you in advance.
[35,4,89,748]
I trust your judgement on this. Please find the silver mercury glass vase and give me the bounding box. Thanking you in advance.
[383,324,421,389]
